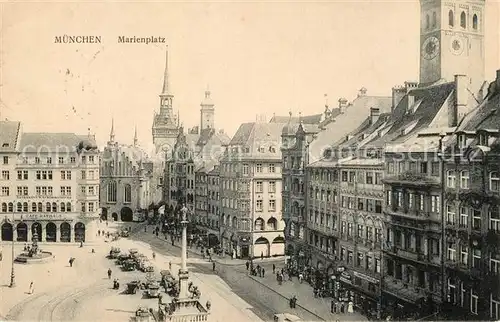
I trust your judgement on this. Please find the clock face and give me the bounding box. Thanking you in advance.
[450,37,464,55]
[422,36,440,60]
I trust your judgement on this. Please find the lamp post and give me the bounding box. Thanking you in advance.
[9,210,16,288]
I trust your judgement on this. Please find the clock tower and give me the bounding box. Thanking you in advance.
[419,0,485,93]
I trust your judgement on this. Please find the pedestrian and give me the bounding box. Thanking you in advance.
[245,261,249,270]
[260,252,264,260]
[331,300,336,313]
[152,252,156,260]
[107,268,112,279]
[262,268,265,277]
[169,261,172,270]
[212,262,216,271]
[106,221,108,227]
[272,263,275,273]
[28,281,34,294]
[98,230,101,236]
[348,301,354,313]
[68,258,74,267]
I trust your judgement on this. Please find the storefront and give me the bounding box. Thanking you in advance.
[337,268,380,315]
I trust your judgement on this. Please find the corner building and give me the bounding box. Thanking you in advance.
[0,121,100,243]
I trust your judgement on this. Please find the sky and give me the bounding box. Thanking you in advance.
[1,1,499,151]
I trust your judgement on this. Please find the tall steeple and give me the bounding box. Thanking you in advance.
[159,46,174,117]
[161,47,170,95]
[109,118,115,143]
[200,85,215,130]
[134,126,138,146]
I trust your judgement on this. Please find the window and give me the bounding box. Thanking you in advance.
[431,196,440,213]
[458,134,466,148]
[491,297,500,320]
[269,200,276,212]
[471,291,478,314]
[349,171,356,183]
[490,172,500,192]
[431,162,440,176]
[375,172,382,185]
[256,164,262,173]
[357,225,364,239]
[268,181,276,193]
[2,156,8,164]
[375,200,382,213]
[472,248,481,268]
[1,187,10,196]
[460,171,469,189]
[70,157,76,163]
[460,11,466,28]
[89,203,94,212]
[357,252,364,266]
[348,223,353,237]
[81,170,86,180]
[432,11,437,27]
[81,202,86,212]
[491,258,500,275]
[46,157,52,164]
[447,204,456,224]
[17,170,28,180]
[59,157,64,164]
[89,156,94,163]
[256,200,263,212]
[269,164,275,173]
[366,172,373,184]
[460,207,468,227]
[425,14,430,29]
[461,245,469,265]
[449,10,454,27]
[124,184,131,203]
[1,170,9,180]
[107,180,117,202]
[447,243,456,261]
[35,157,40,164]
[447,170,456,188]
[473,210,481,230]
[341,171,348,182]
[243,164,249,175]
[473,14,478,30]
[256,181,263,193]
[89,186,95,195]
[490,206,500,232]
[375,258,381,273]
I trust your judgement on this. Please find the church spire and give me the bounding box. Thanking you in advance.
[109,118,115,143]
[161,46,170,95]
[134,126,138,146]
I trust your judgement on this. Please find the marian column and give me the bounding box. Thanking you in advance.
[178,205,189,299]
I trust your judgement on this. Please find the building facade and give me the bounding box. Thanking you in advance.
[194,162,220,247]
[219,121,286,259]
[100,122,152,222]
[441,71,500,321]
[0,121,99,243]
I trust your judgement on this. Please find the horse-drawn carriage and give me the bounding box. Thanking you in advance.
[123,259,136,271]
[108,247,121,259]
[146,281,161,298]
[126,281,140,294]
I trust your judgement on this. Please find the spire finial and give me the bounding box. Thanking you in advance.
[324,93,329,108]
[289,111,292,118]
[134,125,138,146]
[161,45,170,95]
[299,112,303,124]
[110,118,115,142]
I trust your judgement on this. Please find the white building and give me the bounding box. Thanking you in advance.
[0,121,99,243]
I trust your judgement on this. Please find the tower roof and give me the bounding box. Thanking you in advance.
[201,88,214,107]
[161,46,171,96]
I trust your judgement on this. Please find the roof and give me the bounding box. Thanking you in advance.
[102,143,150,169]
[308,94,391,163]
[19,132,97,152]
[0,121,21,152]
[227,122,284,159]
[270,113,323,124]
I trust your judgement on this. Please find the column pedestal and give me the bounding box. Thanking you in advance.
[178,270,189,299]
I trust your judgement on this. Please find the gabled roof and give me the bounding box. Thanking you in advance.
[227,122,284,159]
[270,114,323,124]
[308,94,391,163]
[0,121,21,152]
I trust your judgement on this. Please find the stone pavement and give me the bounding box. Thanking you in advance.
[244,261,368,322]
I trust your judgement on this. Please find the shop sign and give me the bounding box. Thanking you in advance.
[13,213,67,221]
[354,271,379,284]
[339,271,352,284]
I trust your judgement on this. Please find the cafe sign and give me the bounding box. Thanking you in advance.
[15,213,66,221]
[339,271,352,284]
[354,271,379,284]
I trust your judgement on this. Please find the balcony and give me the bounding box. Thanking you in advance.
[383,275,438,304]
[383,171,440,188]
[385,206,431,222]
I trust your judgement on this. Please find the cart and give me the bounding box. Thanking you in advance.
[123,259,136,271]
[147,282,161,298]
[126,281,140,294]
[108,247,121,259]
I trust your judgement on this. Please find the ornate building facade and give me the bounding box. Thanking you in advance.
[99,122,152,222]
[0,121,99,243]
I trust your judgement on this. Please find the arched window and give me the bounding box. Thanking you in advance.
[66,202,72,212]
[8,202,13,212]
[23,202,28,212]
[254,218,264,231]
[490,205,500,231]
[490,172,500,192]
[52,202,57,212]
[60,202,66,212]
[16,202,22,212]
[37,202,43,212]
[107,180,117,202]
[473,14,478,30]
[432,11,437,27]
[124,184,132,203]
[46,202,51,212]
[460,11,466,28]
[31,202,37,212]
[1,202,7,212]
[426,14,430,29]
[449,10,454,27]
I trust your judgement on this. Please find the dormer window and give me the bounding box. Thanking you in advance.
[323,148,332,159]
[479,133,488,146]
[458,134,466,149]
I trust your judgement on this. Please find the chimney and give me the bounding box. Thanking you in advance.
[407,92,415,113]
[391,86,406,112]
[370,107,380,124]
[358,87,367,97]
[338,98,348,113]
[452,75,468,126]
